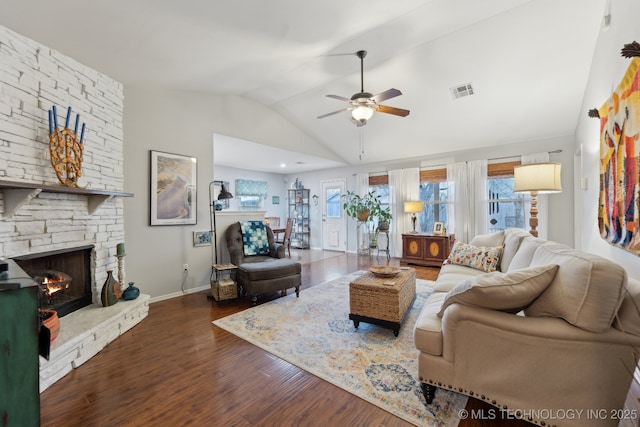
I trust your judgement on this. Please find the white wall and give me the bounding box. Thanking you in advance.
[293,135,575,253]
[122,86,325,299]
[575,0,640,280]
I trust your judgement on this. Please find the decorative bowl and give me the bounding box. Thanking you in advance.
[370,266,401,278]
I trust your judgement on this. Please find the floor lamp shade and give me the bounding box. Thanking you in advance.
[513,163,562,194]
[513,163,562,237]
[404,201,423,233]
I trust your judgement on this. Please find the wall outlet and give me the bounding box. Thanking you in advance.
[183,264,188,271]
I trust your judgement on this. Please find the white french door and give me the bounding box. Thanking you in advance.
[321,179,346,252]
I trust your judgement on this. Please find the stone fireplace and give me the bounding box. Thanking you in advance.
[0,26,149,392]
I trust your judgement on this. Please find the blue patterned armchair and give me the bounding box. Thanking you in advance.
[225,221,301,305]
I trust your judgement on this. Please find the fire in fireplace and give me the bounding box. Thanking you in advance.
[37,270,72,306]
[13,245,93,317]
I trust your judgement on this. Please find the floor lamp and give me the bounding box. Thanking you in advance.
[209,181,234,265]
[404,201,424,234]
[513,163,562,237]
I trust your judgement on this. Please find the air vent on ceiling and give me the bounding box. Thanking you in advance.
[450,83,474,99]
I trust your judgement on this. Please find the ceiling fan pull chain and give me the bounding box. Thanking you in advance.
[359,127,365,160]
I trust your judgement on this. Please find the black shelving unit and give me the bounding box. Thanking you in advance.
[287,188,310,249]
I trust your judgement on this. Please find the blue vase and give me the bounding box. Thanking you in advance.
[122,282,140,300]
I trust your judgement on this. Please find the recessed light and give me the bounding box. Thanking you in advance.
[280,163,286,168]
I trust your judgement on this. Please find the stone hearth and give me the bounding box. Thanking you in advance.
[40,294,150,392]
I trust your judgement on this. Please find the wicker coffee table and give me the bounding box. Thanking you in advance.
[349,267,416,337]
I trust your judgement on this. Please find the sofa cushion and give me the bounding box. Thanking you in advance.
[524,241,627,333]
[506,236,540,272]
[414,292,447,355]
[613,278,640,337]
[239,257,301,281]
[433,263,486,293]
[447,241,503,273]
[437,264,559,317]
[501,229,531,272]
[240,220,270,256]
[469,230,505,248]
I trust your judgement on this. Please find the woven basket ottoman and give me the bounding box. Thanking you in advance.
[349,268,416,337]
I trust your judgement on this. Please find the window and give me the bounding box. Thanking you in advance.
[368,185,390,231]
[418,181,450,233]
[487,177,526,232]
[238,196,263,210]
[369,160,525,234]
[326,188,341,218]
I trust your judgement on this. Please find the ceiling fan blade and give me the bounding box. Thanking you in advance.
[317,107,350,119]
[326,94,351,102]
[377,104,410,117]
[371,88,402,103]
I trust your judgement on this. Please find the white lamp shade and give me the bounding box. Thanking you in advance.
[352,105,374,121]
[404,201,424,213]
[513,162,562,194]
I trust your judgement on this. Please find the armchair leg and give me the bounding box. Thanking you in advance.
[295,286,300,297]
[420,383,436,404]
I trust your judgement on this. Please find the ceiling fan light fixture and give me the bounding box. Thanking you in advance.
[352,105,374,122]
[318,49,409,123]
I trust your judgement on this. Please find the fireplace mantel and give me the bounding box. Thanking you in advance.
[0,179,134,217]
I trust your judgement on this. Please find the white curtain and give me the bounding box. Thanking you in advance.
[469,159,488,238]
[355,173,369,197]
[447,160,488,243]
[389,168,419,257]
[521,152,550,239]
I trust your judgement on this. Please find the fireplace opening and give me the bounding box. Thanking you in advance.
[13,245,93,317]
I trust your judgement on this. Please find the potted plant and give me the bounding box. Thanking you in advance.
[373,204,392,232]
[342,191,377,222]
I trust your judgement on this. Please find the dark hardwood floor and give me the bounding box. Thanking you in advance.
[40,252,632,426]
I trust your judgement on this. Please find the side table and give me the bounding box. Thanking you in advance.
[209,263,238,301]
[349,268,416,336]
[376,230,390,258]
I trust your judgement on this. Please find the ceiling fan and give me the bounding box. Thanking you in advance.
[317,50,410,127]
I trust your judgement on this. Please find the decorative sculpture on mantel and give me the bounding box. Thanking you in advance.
[47,105,86,187]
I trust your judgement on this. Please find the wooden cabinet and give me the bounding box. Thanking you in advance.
[0,262,42,427]
[401,233,455,267]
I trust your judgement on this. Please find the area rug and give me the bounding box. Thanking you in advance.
[213,271,467,426]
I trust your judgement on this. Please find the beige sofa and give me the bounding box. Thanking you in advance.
[414,229,640,427]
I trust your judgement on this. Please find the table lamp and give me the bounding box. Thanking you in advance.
[404,201,424,234]
[513,162,562,237]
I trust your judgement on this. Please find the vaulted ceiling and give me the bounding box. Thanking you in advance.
[0,0,606,171]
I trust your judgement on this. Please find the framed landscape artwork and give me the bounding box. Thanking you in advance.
[150,150,197,226]
[193,231,211,247]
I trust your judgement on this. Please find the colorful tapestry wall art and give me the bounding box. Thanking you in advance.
[594,42,640,255]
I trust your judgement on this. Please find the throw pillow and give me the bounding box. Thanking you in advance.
[438,264,559,317]
[239,220,270,256]
[469,230,505,248]
[447,241,503,273]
